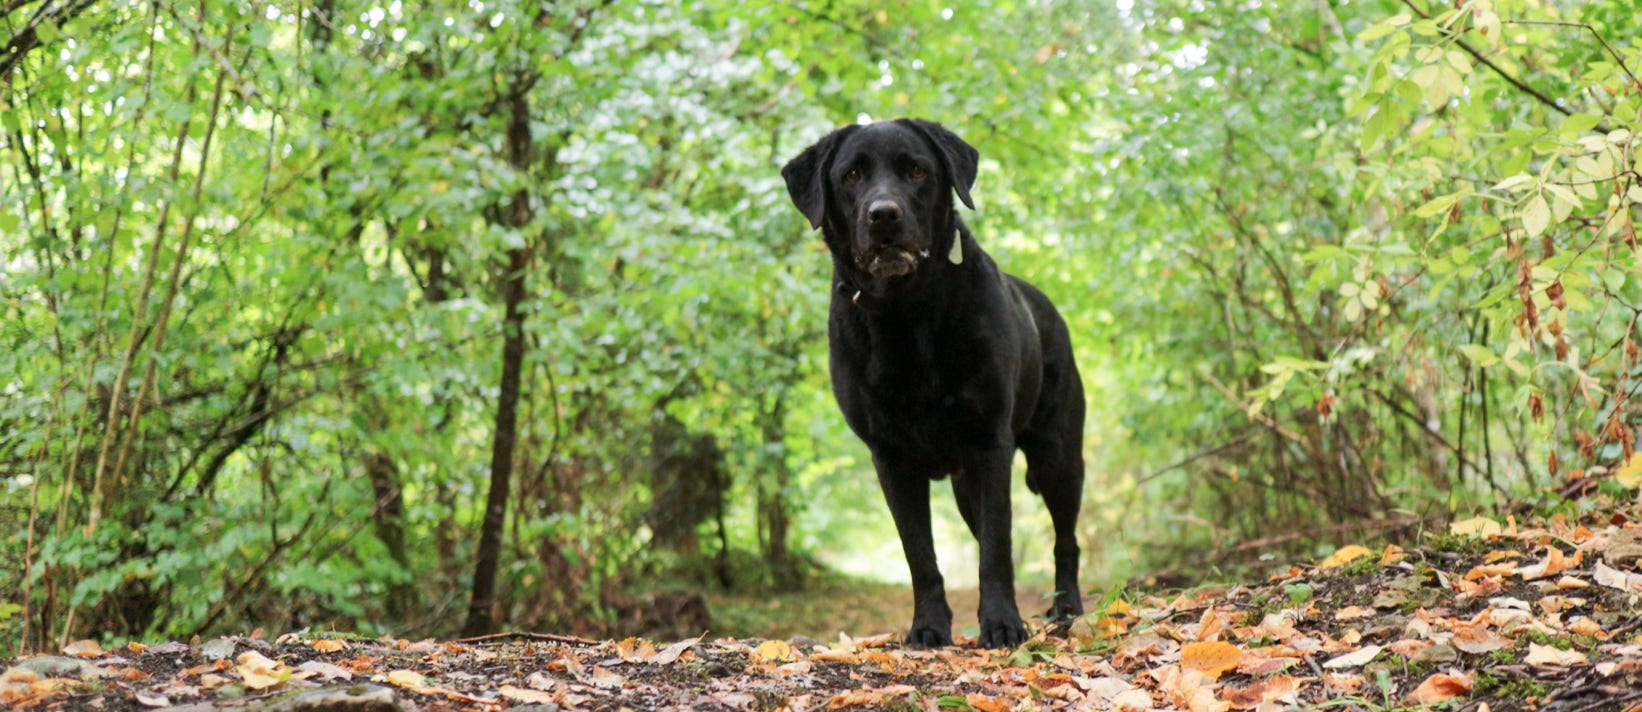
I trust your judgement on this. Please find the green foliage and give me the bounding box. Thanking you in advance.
[3,0,1639,654]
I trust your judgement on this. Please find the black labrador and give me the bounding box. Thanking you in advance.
[782,119,1086,648]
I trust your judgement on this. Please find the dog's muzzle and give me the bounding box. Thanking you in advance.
[859,244,929,278]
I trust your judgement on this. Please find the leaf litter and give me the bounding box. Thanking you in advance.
[5,495,1642,711]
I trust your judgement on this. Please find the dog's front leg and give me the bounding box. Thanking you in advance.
[874,450,952,648]
[968,446,1026,648]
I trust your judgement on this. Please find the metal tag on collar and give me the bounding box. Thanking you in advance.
[948,230,963,265]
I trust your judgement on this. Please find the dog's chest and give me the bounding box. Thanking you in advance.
[832,319,998,450]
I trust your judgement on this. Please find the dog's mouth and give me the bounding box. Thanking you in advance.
[860,245,929,279]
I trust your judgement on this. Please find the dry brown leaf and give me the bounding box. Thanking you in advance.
[308,639,348,653]
[1194,607,1227,641]
[650,635,701,665]
[586,665,626,689]
[1181,641,1243,679]
[62,639,105,658]
[1318,545,1374,569]
[1519,547,1578,580]
[1556,576,1591,590]
[1381,544,1405,564]
[1568,618,1606,638]
[1452,626,1509,654]
[811,648,859,664]
[1406,672,1472,704]
[1334,605,1374,621]
[1524,643,1588,666]
[1111,688,1156,711]
[1385,638,1432,657]
[1465,563,1516,580]
[965,693,1011,712]
[1594,561,1642,591]
[499,685,554,705]
[1220,674,1298,710]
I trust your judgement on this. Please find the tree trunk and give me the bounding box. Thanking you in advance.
[462,78,535,637]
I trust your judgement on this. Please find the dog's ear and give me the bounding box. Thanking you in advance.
[781,125,855,230]
[904,119,979,210]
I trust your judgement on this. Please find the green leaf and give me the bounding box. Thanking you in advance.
[1562,113,1603,135]
[35,19,59,44]
[1458,345,1498,368]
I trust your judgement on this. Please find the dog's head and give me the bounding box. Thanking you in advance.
[781,119,978,281]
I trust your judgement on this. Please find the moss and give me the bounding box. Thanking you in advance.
[1473,670,1550,699]
[1342,557,1380,576]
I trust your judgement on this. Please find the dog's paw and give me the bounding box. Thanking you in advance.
[977,616,1029,649]
[1044,592,1084,622]
[904,623,953,649]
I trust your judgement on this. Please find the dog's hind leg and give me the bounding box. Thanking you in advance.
[1022,434,1085,622]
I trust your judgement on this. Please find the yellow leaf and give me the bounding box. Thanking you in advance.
[385,669,427,689]
[1181,641,1243,679]
[1318,545,1374,569]
[1616,452,1642,487]
[751,639,796,663]
[235,651,290,691]
[1450,516,1502,537]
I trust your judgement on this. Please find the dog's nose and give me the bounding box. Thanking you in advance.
[867,200,902,224]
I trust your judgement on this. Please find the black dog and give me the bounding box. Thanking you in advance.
[782,119,1085,648]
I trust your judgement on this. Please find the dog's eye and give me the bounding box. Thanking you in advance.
[909,165,927,180]
[843,169,862,184]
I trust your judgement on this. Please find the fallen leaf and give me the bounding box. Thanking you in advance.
[236,664,287,691]
[62,640,105,658]
[1451,516,1502,537]
[1318,545,1374,569]
[751,639,796,663]
[1181,641,1243,679]
[1568,618,1606,638]
[499,685,554,705]
[966,693,1010,712]
[1594,561,1642,591]
[1322,644,1382,669]
[295,660,352,681]
[1556,576,1591,590]
[811,648,859,664]
[1406,672,1472,704]
[135,691,171,707]
[1221,674,1298,709]
[308,639,348,653]
[235,651,288,690]
[1111,688,1155,711]
[586,665,625,689]
[650,634,702,665]
[384,669,427,689]
[1380,544,1405,564]
[1518,547,1577,580]
[1615,451,1642,487]
[1334,606,1374,621]
[1452,626,1509,654]
[1524,643,1588,666]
